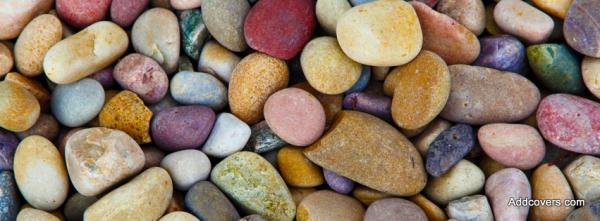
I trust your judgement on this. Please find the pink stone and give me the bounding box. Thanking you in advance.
[56,0,112,28]
[485,168,531,221]
[110,0,150,28]
[493,0,554,44]
[478,123,545,170]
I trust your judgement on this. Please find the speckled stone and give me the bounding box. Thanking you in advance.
[426,124,475,177]
[132,8,180,74]
[277,146,324,188]
[564,0,600,58]
[436,0,486,35]
[151,105,215,151]
[14,14,62,77]
[564,156,600,201]
[473,35,526,74]
[113,53,169,104]
[202,0,249,52]
[159,212,199,221]
[324,169,355,194]
[0,129,18,170]
[110,0,149,28]
[0,81,40,132]
[202,113,251,158]
[527,44,584,94]
[211,152,295,221]
[185,181,240,221]
[485,168,532,221]
[343,92,392,122]
[297,190,365,221]
[494,0,554,44]
[304,111,426,196]
[446,195,493,221]
[530,163,575,221]
[0,171,19,221]
[425,160,485,205]
[16,113,59,141]
[99,90,153,144]
[198,40,241,82]
[478,123,546,170]
[352,186,391,206]
[180,9,209,60]
[414,119,451,156]
[170,71,227,110]
[63,193,97,221]
[364,198,427,221]
[583,57,600,99]
[16,208,61,221]
[161,150,211,191]
[244,121,287,153]
[409,194,447,221]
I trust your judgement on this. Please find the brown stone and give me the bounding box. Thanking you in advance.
[0,81,40,132]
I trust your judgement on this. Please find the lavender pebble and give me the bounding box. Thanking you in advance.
[324,168,355,194]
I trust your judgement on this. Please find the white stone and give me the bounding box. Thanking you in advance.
[202,113,251,158]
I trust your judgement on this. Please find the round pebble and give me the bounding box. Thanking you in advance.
[151,105,215,151]
[409,194,447,221]
[425,160,485,205]
[436,0,486,35]
[14,14,62,77]
[113,53,169,104]
[345,66,371,94]
[198,40,241,82]
[202,0,249,52]
[364,198,427,221]
[293,82,344,125]
[564,0,600,58]
[170,71,227,110]
[0,129,18,171]
[185,181,241,221]
[485,168,532,221]
[323,169,355,194]
[159,212,200,221]
[161,149,211,191]
[56,0,111,28]
[493,0,554,44]
[315,0,351,35]
[98,90,153,144]
[52,79,105,127]
[132,8,180,74]
[473,35,526,73]
[479,123,546,170]
[297,190,365,221]
[426,124,475,177]
[202,113,250,157]
[527,43,584,94]
[532,0,571,18]
[0,81,40,132]
[414,119,451,156]
[352,186,391,206]
[277,146,324,188]
[110,0,149,28]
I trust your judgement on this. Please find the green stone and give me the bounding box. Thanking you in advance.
[527,43,584,94]
[179,9,209,60]
[211,151,295,221]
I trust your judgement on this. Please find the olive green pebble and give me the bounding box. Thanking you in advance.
[526,44,584,94]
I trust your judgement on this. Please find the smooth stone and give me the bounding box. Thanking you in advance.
[324,169,355,194]
[537,94,600,154]
[63,193,97,221]
[238,215,266,221]
[228,53,289,124]
[411,1,480,65]
[110,0,149,28]
[185,181,241,221]
[198,40,241,82]
[532,0,572,18]
[292,82,344,125]
[202,0,249,52]
[473,35,526,74]
[527,44,584,94]
[4,72,50,111]
[0,0,53,40]
[494,0,554,44]
[297,190,365,221]
[244,121,287,153]
[352,186,391,206]
[478,123,545,170]
[0,81,40,132]
[277,146,324,188]
[440,65,541,125]
[446,195,493,221]
[161,149,211,191]
[171,0,202,9]
[564,0,600,58]
[99,90,153,144]
[342,92,392,122]
[0,129,18,170]
[409,194,447,221]
[304,111,427,196]
[170,71,227,110]
[564,156,600,201]
[16,113,59,141]
[179,9,208,60]
[113,53,169,104]
[345,66,371,94]
[414,119,451,156]
[44,21,128,84]
[565,200,600,221]
[159,212,200,221]
[530,163,575,221]
[16,208,60,221]
[389,50,450,130]
[211,152,295,221]
[0,43,12,77]
[14,14,62,77]
[202,113,251,158]
[84,167,173,220]
[244,0,315,59]
[178,55,194,72]
[56,0,111,28]
[0,171,19,221]
[436,0,485,35]
[132,8,180,74]
[88,66,115,89]
[151,105,215,151]
[485,168,532,221]
[337,0,422,66]
[52,79,104,127]
[583,57,600,99]
[364,198,427,221]
[301,37,361,95]
[14,136,68,210]
[141,146,164,169]
[425,160,485,205]
[426,124,474,177]
[315,0,351,35]
[290,188,317,206]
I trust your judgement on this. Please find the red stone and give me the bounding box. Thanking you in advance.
[244,0,316,60]
[56,0,112,28]
[537,94,600,154]
[110,0,149,28]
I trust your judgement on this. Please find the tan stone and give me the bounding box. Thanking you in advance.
[16,208,61,221]
[530,163,574,221]
[14,14,62,77]
[352,186,391,206]
[0,0,53,40]
[290,187,317,206]
[4,72,50,110]
[297,190,365,221]
[425,160,485,205]
[0,81,40,132]
[0,42,12,77]
[159,211,200,221]
[99,90,153,144]
[315,0,351,35]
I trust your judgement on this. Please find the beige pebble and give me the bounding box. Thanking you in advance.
[14,14,62,77]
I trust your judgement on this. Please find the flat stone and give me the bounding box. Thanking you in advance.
[277,146,324,188]
[202,113,251,158]
[425,160,485,205]
[527,44,584,94]
[0,81,40,132]
[530,163,575,221]
[184,181,240,221]
[564,156,600,201]
[564,0,600,58]
[51,78,104,127]
[364,198,427,221]
[485,168,532,221]
[202,0,249,52]
[478,123,546,170]
[446,195,493,221]
[494,0,554,44]
[297,190,365,221]
[170,71,228,110]
[161,149,211,191]
[99,90,153,144]
[132,8,180,74]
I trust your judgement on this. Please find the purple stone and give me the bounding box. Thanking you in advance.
[323,168,355,194]
[473,35,526,74]
[0,129,18,171]
[88,66,115,89]
[343,92,392,122]
[564,0,600,58]
[426,124,475,177]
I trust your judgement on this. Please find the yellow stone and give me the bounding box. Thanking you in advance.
[530,163,575,221]
[4,72,50,110]
[297,190,364,221]
[99,90,152,144]
[14,14,62,77]
[352,185,391,206]
[16,208,61,221]
[277,146,324,188]
[0,81,40,132]
[409,194,448,221]
[532,0,572,19]
[159,212,200,221]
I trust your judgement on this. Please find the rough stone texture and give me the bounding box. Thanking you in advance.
[132,8,180,74]
[0,81,40,132]
[583,57,600,99]
[426,124,475,177]
[198,40,241,82]
[56,0,112,28]
[151,105,215,151]
[185,181,241,221]
[478,123,546,170]
[160,149,211,191]
[14,14,62,77]
[99,90,153,144]
[425,160,485,205]
[409,194,447,221]
[297,190,365,221]
[304,111,427,196]
[473,35,526,74]
[364,198,427,221]
[202,0,249,52]
[530,163,575,221]
[485,168,532,221]
[564,156,600,201]
[0,171,19,221]
[436,0,486,35]
[110,0,150,28]
[52,78,105,127]
[277,146,324,188]
[202,113,251,158]
[527,44,584,94]
[0,0,53,40]
[564,0,600,58]
[244,121,287,153]
[494,0,554,44]
[113,53,169,104]
[446,195,493,221]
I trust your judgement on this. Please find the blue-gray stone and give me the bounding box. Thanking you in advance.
[51,78,105,127]
[350,0,375,6]
[0,171,19,221]
[185,181,240,221]
[170,71,228,110]
[244,121,287,153]
[426,124,475,177]
[346,66,371,94]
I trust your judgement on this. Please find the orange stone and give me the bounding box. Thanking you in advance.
[352,186,391,206]
[530,163,575,221]
[277,146,324,188]
[0,81,40,132]
[409,194,448,221]
[99,90,152,144]
[4,72,50,110]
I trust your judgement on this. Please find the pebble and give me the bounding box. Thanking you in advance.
[532,0,572,18]
[389,50,451,130]
[537,94,600,154]
[0,81,40,132]
[564,155,600,201]
[315,0,351,35]
[304,111,427,196]
[44,21,129,84]
[0,129,18,171]
[277,146,324,188]
[14,14,62,77]
[564,0,600,58]
[151,105,215,151]
[0,171,19,221]
[346,66,371,94]
[342,92,392,122]
[292,82,344,125]
[99,90,153,144]
[198,40,241,82]
[290,188,317,206]
[16,113,59,141]
[238,215,266,221]
[530,163,575,221]
[300,37,361,95]
[244,120,287,153]
[426,124,475,177]
[179,9,209,60]
[228,53,289,124]
[16,208,61,221]
[171,0,202,10]
[170,71,227,110]
[161,149,211,191]
[4,72,50,112]
[473,35,526,74]
[478,123,546,170]
[297,190,365,221]
[583,57,600,99]
[337,0,422,66]
[113,53,169,104]
[485,168,532,221]
[159,212,200,221]
[446,195,494,221]
[52,79,104,127]
[202,113,251,157]
[202,0,249,52]
[63,193,97,221]
[411,1,480,65]
[436,0,486,35]
[527,44,583,94]
[364,198,427,221]
[425,160,485,205]
[323,169,355,194]
[56,0,111,28]
[84,167,173,220]
[565,200,600,221]
[244,0,315,59]
[414,119,451,156]
[409,194,447,221]
[0,0,53,40]
[352,186,391,206]
[493,0,554,44]
[0,43,12,77]
[88,66,115,89]
[14,136,68,211]
[110,0,149,28]
[211,151,295,221]
[185,181,241,221]
[132,8,180,74]
[440,65,540,125]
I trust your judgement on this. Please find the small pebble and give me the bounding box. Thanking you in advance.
[565,200,600,221]
[364,198,427,221]
[98,90,153,144]
[110,0,149,28]
[345,66,371,94]
[63,193,97,221]
[315,0,351,35]
[141,146,165,169]
[352,186,391,206]
[159,211,200,221]
[16,208,61,221]
[185,181,240,221]
[0,171,19,221]
[564,0,600,58]
[171,0,202,10]
[0,129,18,171]
[485,168,532,221]
[132,8,180,74]
[88,66,115,89]
[342,92,392,122]
[14,14,62,77]
[198,40,241,82]
[582,57,600,99]
[0,43,12,77]
[426,124,475,177]
[170,71,227,110]
[446,195,494,221]
[409,194,447,221]
[564,155,600,201]
[161,149,211,191]
[323,169,355,194]
[5,72,51,111]
[527,43,584,94]
[277,146,324,188]
[56,0,111,28]
[0,81,40,133]
[0,0,53,40]
[297,190,365,221]
[16,113,59,141]
[493,0,554,44]
[113,53,169,104]
[414,119,451,156]
[425,160,485,205]
[151,105,215,151]
[436,0,486,35]
[473,35,526,73]
[530,163,575,221]
[532,0,572,18]
[244,120,287,153]
[202,0,249,52]
[180,9,209,60]
[202,113,251,158]
[238,215,266,221]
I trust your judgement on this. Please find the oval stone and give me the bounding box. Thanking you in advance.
[315,0,351,35]
[583,57,600,99]
[493,0,554,44]
[56,0,112,28]
[530,163,575,221]
[202,0,249,52]
[277,146,324,188]
[132,8,180,74]
[473,35,526,73]
[527,44,584,94]
[114,53,169,104]
[292,82,344,125]
[161,149,211,191]
[99,90,153,144]
[436,0,486,35]
[440,65,540,125]
[0,81,40,132]
[14,136,68,211]
[14,14,62,77]
[297,190,364,221]
[337,0,422,66]
[485,168,532,221]
[110,0,149,28]
[198,41,241,82]
[185,181,240,221]
[564,0,600,58]
[170,71,227,110]
[426,124,475,177]
[0,0,53,40]
[364,198,427,221]
[479,123,545,170]
[51,78,105,127]
[324,169,355,194]
[44,21,128,84]
[0,171,19,221]
[564,155,600,201]
[151,105,215,151]
[425,160,485,205]
[202,113,251,158]
[4,72,49,112]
